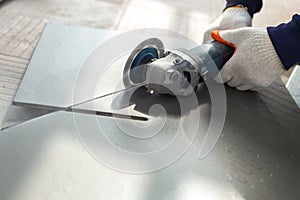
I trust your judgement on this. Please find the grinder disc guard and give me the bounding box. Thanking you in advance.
[123,38,164,87]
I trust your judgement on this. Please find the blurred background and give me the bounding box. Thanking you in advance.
[0,0,299,41]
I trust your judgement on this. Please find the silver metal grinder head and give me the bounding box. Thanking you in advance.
[123,38,199,96]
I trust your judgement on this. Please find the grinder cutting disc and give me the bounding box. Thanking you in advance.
[123,38,164,88]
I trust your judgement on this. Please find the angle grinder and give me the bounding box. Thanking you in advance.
[123,38,234,96]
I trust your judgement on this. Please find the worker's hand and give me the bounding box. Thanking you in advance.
[203,7,252,42]
[212,27,286,91]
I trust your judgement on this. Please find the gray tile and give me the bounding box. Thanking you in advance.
[13,23,197,109]
[13,23,117,108]
[1,82,300,199]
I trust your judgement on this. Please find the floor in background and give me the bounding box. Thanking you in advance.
[0,0,299,121]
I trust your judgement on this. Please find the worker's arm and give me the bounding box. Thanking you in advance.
[212,15,300,90]
[210,13,300,90]
[211,28,286,91]
[268,14,300,70]
[205,0,300,90]
[203,0,263,42]
[222,0,300,70]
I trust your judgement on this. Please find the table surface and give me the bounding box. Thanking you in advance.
[0,23,300,200]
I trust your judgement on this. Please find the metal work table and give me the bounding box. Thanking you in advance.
[0,24,299,200]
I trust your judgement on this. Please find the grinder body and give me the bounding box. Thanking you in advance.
[123,39,234,96]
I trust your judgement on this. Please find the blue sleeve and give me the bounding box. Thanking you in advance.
[225,0,263,17]
[267,15,300,70]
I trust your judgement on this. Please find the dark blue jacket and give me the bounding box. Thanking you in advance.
[226,0,300,70]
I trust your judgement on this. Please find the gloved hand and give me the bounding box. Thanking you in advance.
[203,6,252,42]
[212,27,286,91]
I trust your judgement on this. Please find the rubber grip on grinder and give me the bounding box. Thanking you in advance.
[190,40,234,79]
[208,40,235,68]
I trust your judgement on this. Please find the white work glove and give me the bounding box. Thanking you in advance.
[203,7,252,42]
[211,27,286,91]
